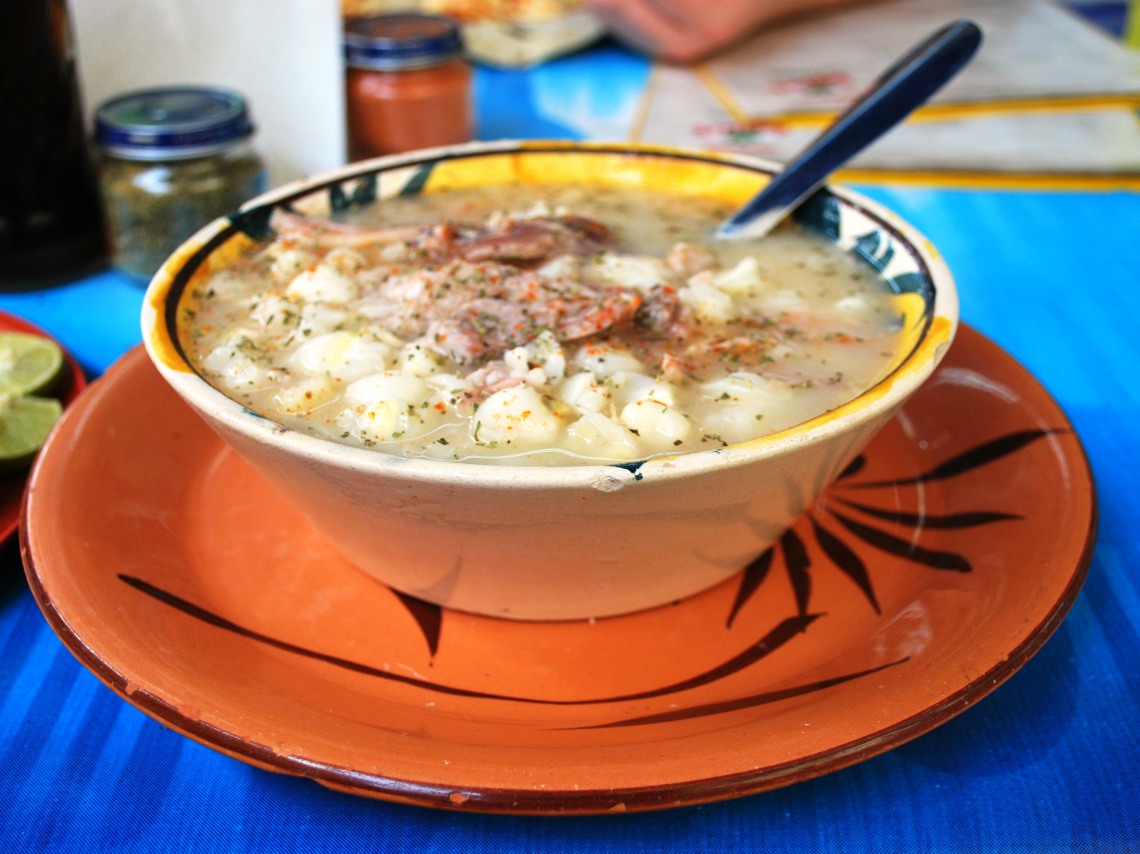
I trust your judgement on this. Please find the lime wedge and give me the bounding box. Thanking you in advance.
[0,394,63,473]
[0,332,65,397]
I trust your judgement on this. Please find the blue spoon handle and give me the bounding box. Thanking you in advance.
[717,19,983,240]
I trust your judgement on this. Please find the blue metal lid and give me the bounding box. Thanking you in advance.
[95,87,254,161]
[344,14,464,71]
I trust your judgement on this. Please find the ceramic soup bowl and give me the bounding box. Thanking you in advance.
[141,140,957,620]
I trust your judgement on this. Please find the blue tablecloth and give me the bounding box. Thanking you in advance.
[2,42,1138,852]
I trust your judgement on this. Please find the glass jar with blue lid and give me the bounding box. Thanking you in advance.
[95,86,267,282]
[344,14,473,159]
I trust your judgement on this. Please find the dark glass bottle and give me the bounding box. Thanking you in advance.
[0,0,106,285]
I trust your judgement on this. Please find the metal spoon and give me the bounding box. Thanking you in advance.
[716,19,983,240]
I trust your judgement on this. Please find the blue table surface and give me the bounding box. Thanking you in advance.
[3,42,1139,852]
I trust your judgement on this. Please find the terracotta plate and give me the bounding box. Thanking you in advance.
[22,326,1095,814]
[0,311,87,544]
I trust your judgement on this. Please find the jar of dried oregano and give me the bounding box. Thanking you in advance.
[94,86,267,283]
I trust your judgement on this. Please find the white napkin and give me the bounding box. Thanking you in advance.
[635,0,1140,175]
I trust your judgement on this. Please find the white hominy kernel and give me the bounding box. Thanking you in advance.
[339,401,394,443]
[643,382,678,407]
[586,252,670,290]
[273,377,338,416]
[504,346,531,378]
[535,255,580,279]
[524,331,566,382]
[249,294,296,331]
[565,412,641,460]
[339,373,442,443]
[701,372,791,443]
[267,246,317,285]
[298,302,348,337]
[474,385,563,447]
[605,371,656,408]
[204,348,269,390]
[400,342,447,377]
[558,372,610,414]
[714,256,765,295]
[345,372,431,407]
[324,247,366,275]
[504,346,553,388]
[679,273,738,324]
[286,263,361,304]
[422,372,471,395]
[522,367,548,388]
[572,345,646,379]
[619,399,693,448]
[290,331,392,382]
[378,241,411,262]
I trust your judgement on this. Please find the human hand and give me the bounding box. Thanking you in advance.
[584,0,864,63]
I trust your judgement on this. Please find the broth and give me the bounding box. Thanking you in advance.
[181,184,906,465]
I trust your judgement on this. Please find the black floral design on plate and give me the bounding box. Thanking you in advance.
[724,429,1062,628]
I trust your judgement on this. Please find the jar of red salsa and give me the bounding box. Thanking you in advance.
[344,14,474,160]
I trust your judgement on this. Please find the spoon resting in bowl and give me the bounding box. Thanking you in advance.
[717,19,983,241]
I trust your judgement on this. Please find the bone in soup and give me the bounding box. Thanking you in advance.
[181,184,907,466]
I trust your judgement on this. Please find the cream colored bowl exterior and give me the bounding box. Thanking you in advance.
[141,141,957,621]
